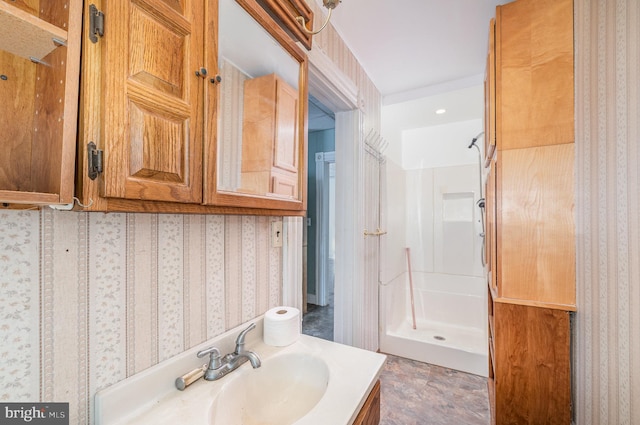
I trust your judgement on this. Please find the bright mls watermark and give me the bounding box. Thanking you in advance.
[0,403,68,424]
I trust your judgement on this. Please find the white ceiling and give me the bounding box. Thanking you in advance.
[315,0,511,103]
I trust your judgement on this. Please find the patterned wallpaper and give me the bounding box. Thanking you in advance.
[575,0,640,423]
[0,209,282,424]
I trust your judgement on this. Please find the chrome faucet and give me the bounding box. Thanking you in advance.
[196,323,261,381]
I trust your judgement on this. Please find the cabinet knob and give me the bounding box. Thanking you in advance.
[195,67,208,78]
[210,75,222,84]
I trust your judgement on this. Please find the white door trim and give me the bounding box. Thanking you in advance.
[314,151,335,307]
[281,44,361,347]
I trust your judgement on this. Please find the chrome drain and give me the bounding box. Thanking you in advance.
[433,335,446,341]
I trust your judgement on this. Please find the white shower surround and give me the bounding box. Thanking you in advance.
[381,121,488,376]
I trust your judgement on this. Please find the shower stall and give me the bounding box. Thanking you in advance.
[380,127,488,377]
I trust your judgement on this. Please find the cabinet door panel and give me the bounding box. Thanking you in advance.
[102,0,203,203]
[274,79,298,173]
[496,0,573,150]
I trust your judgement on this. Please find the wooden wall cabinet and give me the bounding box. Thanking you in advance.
[77,0,308,216]
[485,0,575,423]
[0,0,82,206]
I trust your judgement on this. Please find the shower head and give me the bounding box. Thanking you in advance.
[468,132,485,149]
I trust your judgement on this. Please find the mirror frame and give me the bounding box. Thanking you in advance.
[205,0,309,212]
[256,0,314,50]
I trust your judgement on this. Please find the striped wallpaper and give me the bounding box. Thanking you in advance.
[0,210,282,424]
[575,0,640,423]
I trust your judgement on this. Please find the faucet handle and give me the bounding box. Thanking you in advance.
[197,346,221,369]
[235,323,256,353]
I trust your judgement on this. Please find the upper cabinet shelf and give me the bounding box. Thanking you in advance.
[0,0,82,207]
[0,1,68,60]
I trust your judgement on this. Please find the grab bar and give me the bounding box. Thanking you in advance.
[364,228,387,237]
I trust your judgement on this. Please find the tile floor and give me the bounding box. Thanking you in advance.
[302,299,490,425]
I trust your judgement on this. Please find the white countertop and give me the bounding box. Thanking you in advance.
[95,319,386,425]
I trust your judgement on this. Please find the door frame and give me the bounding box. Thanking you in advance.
[314,151,335,306]
[283,46,366,346]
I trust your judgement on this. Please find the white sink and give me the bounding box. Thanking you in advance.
[94,320,386,425]
[209,353,329,425]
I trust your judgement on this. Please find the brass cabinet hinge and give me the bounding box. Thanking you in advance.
[89,4,104,43]
[88,142,103,180]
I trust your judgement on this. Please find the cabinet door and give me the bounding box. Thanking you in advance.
[484,18,496,163]
[274,78,298,173]
[101,0,204,203]
[493,303,571,424]
[496,0,574,150]
[485,159,497,293]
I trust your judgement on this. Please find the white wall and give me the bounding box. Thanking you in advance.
[402,119,483,169]
[381,85,484,166]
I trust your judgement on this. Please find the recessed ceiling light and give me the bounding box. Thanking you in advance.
[435,109,446,114]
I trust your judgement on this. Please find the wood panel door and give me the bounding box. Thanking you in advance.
[498,144,575,307]
[496,0,574,150]
[493,303,571,424]
[101,0,204,202]
[273,77,298,173]
[484,18,496,164]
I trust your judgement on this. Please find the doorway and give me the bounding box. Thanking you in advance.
[302,95,335,341]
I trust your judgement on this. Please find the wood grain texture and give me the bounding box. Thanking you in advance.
[258,0,313,50]
[485,159,497,293]
[498,144,575,307]
[241,73,298,197]
[0,51,35,192]
[353,380,381,425]
[496,0,574,150]
[0,0,81,204]
[493,303,571,424]
[484,18,496,164]
[101,0,204,203]
[0,0,68,60]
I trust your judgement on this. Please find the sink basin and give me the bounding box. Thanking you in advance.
[209,353,330,425]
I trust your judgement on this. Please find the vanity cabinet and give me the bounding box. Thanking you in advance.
[241,73,299,198]
[0,0,82,206]
[485,0,575,423]
[353,380,381,425]
[77,0,308,215]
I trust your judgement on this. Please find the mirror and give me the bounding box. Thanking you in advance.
[213,0,307,208]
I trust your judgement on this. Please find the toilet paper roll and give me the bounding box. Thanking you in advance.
[263,306,301,347]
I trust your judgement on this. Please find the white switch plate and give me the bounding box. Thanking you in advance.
[271,221,283,247]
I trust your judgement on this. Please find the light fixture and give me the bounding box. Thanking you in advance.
[296,0,341,35]
[435,109,446,114]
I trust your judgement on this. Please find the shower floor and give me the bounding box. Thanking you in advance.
[388,318,486,354]
[383,318,488,376]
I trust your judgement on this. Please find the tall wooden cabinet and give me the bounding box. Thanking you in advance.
[484,0,575,423]
[0,0,82,206]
